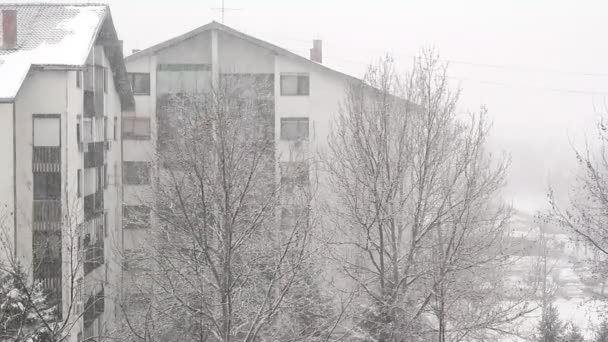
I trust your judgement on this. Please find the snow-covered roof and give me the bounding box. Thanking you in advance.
[0,4,107,101]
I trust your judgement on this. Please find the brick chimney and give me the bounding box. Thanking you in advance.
[310,39,322,63]
[2,10,17,49]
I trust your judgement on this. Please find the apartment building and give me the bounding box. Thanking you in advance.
[0,4,133,341]
[123,21,361,251]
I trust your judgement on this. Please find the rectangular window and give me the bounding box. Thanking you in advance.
[103,116,108,141]
[129,73,151,95]
[280,117,309,140]
[104,211,108,238]
[280,161,310,185]
[33,172,61,200]
[123,162,150,185]
[76,70,82,89]
[103,164,108,189]
[280,74,309,96]
[113,116,118,141]
[103,68,108,93]
[76,122,81,144]
[77,169,82,198]
[123,205,151,229]
[122,117,151,140]
[33,117,60,147]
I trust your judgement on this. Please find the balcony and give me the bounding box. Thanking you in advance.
[83,288,104,330]
[83,66,105,118]
[84,191,104,221]
[84,142,105,168]
[33,146,60,173]
[84,241,104,275]
[33,200,61,223]
[33,259,61,291]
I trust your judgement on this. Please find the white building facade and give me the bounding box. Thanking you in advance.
[0,5,133,341]
[123,21,360,253]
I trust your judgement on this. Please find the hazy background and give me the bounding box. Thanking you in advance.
[23,0,608,213]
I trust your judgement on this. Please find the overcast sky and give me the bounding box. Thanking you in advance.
[23,0,608,213]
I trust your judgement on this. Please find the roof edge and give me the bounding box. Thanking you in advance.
[124,21,365,86]
[0,3,108,7]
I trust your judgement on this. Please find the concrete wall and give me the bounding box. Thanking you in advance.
[156,32,212,64]
[0,102,14,263]
[15,70,68,270]
[218,31,275,74]
[124,54,157,251]
[11,43,126,340]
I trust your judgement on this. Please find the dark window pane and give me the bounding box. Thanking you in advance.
[297,75,309,95]
[129,73,150,95]
[280,74,309,96]
[33,172,61,200]
[123,205,151,229]
[280,118,309,140]
[123,162,150,185]
[122,117,151,140]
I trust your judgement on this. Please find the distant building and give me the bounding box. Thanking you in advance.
[123,21,361,260]
[0,4,133,341]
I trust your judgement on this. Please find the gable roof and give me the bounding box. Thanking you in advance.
[0,3,134,110]
[125,21,364,86]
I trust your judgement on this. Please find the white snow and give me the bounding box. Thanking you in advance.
[0,5,105,100]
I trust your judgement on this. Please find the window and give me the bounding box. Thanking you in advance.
[123,205,151,229]
[123,162,150,185]
[33,117,60,147]
[77,169,82,198]
[113,116,118,141]
[76,70,82,89]
[103,116,108,141]
[104,211,108,238]
[280,118,309,140]
[280,161,309,185]
[103,68,108,93]
[129,73,150,95]
[280,74,309,96]
[103,164,108,189]
[33,172,61,200]
[76,122,81,144]
[122,117,151,140]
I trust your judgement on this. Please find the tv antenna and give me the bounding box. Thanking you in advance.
[211,0,242,24]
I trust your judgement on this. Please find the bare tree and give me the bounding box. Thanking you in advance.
[547,116,608,300]
[118,75,334,342]
[324,52,533,342]
[0,193,119,342]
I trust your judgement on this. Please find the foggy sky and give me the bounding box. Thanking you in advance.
[19,0,608,214]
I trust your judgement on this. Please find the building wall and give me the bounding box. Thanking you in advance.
[218,31,275,73]
[123,54,157,251]
[0,102,14,261]
[10,43,125,341]
[15,69,68,270]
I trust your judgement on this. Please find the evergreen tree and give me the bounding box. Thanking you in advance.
[564,322,585,342]
[536,304,564,342]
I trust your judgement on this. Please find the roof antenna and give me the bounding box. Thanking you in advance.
[210,0,242,24]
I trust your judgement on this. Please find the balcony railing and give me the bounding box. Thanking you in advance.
[33,259,61,290]
[33,200,61,223]
[84,241,104,275]
[83,289,104,329]
[33,146,60,172]
[84,142,105,168]
[84,191,104,221]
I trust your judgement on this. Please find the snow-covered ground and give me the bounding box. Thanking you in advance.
[501,212,607,340]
